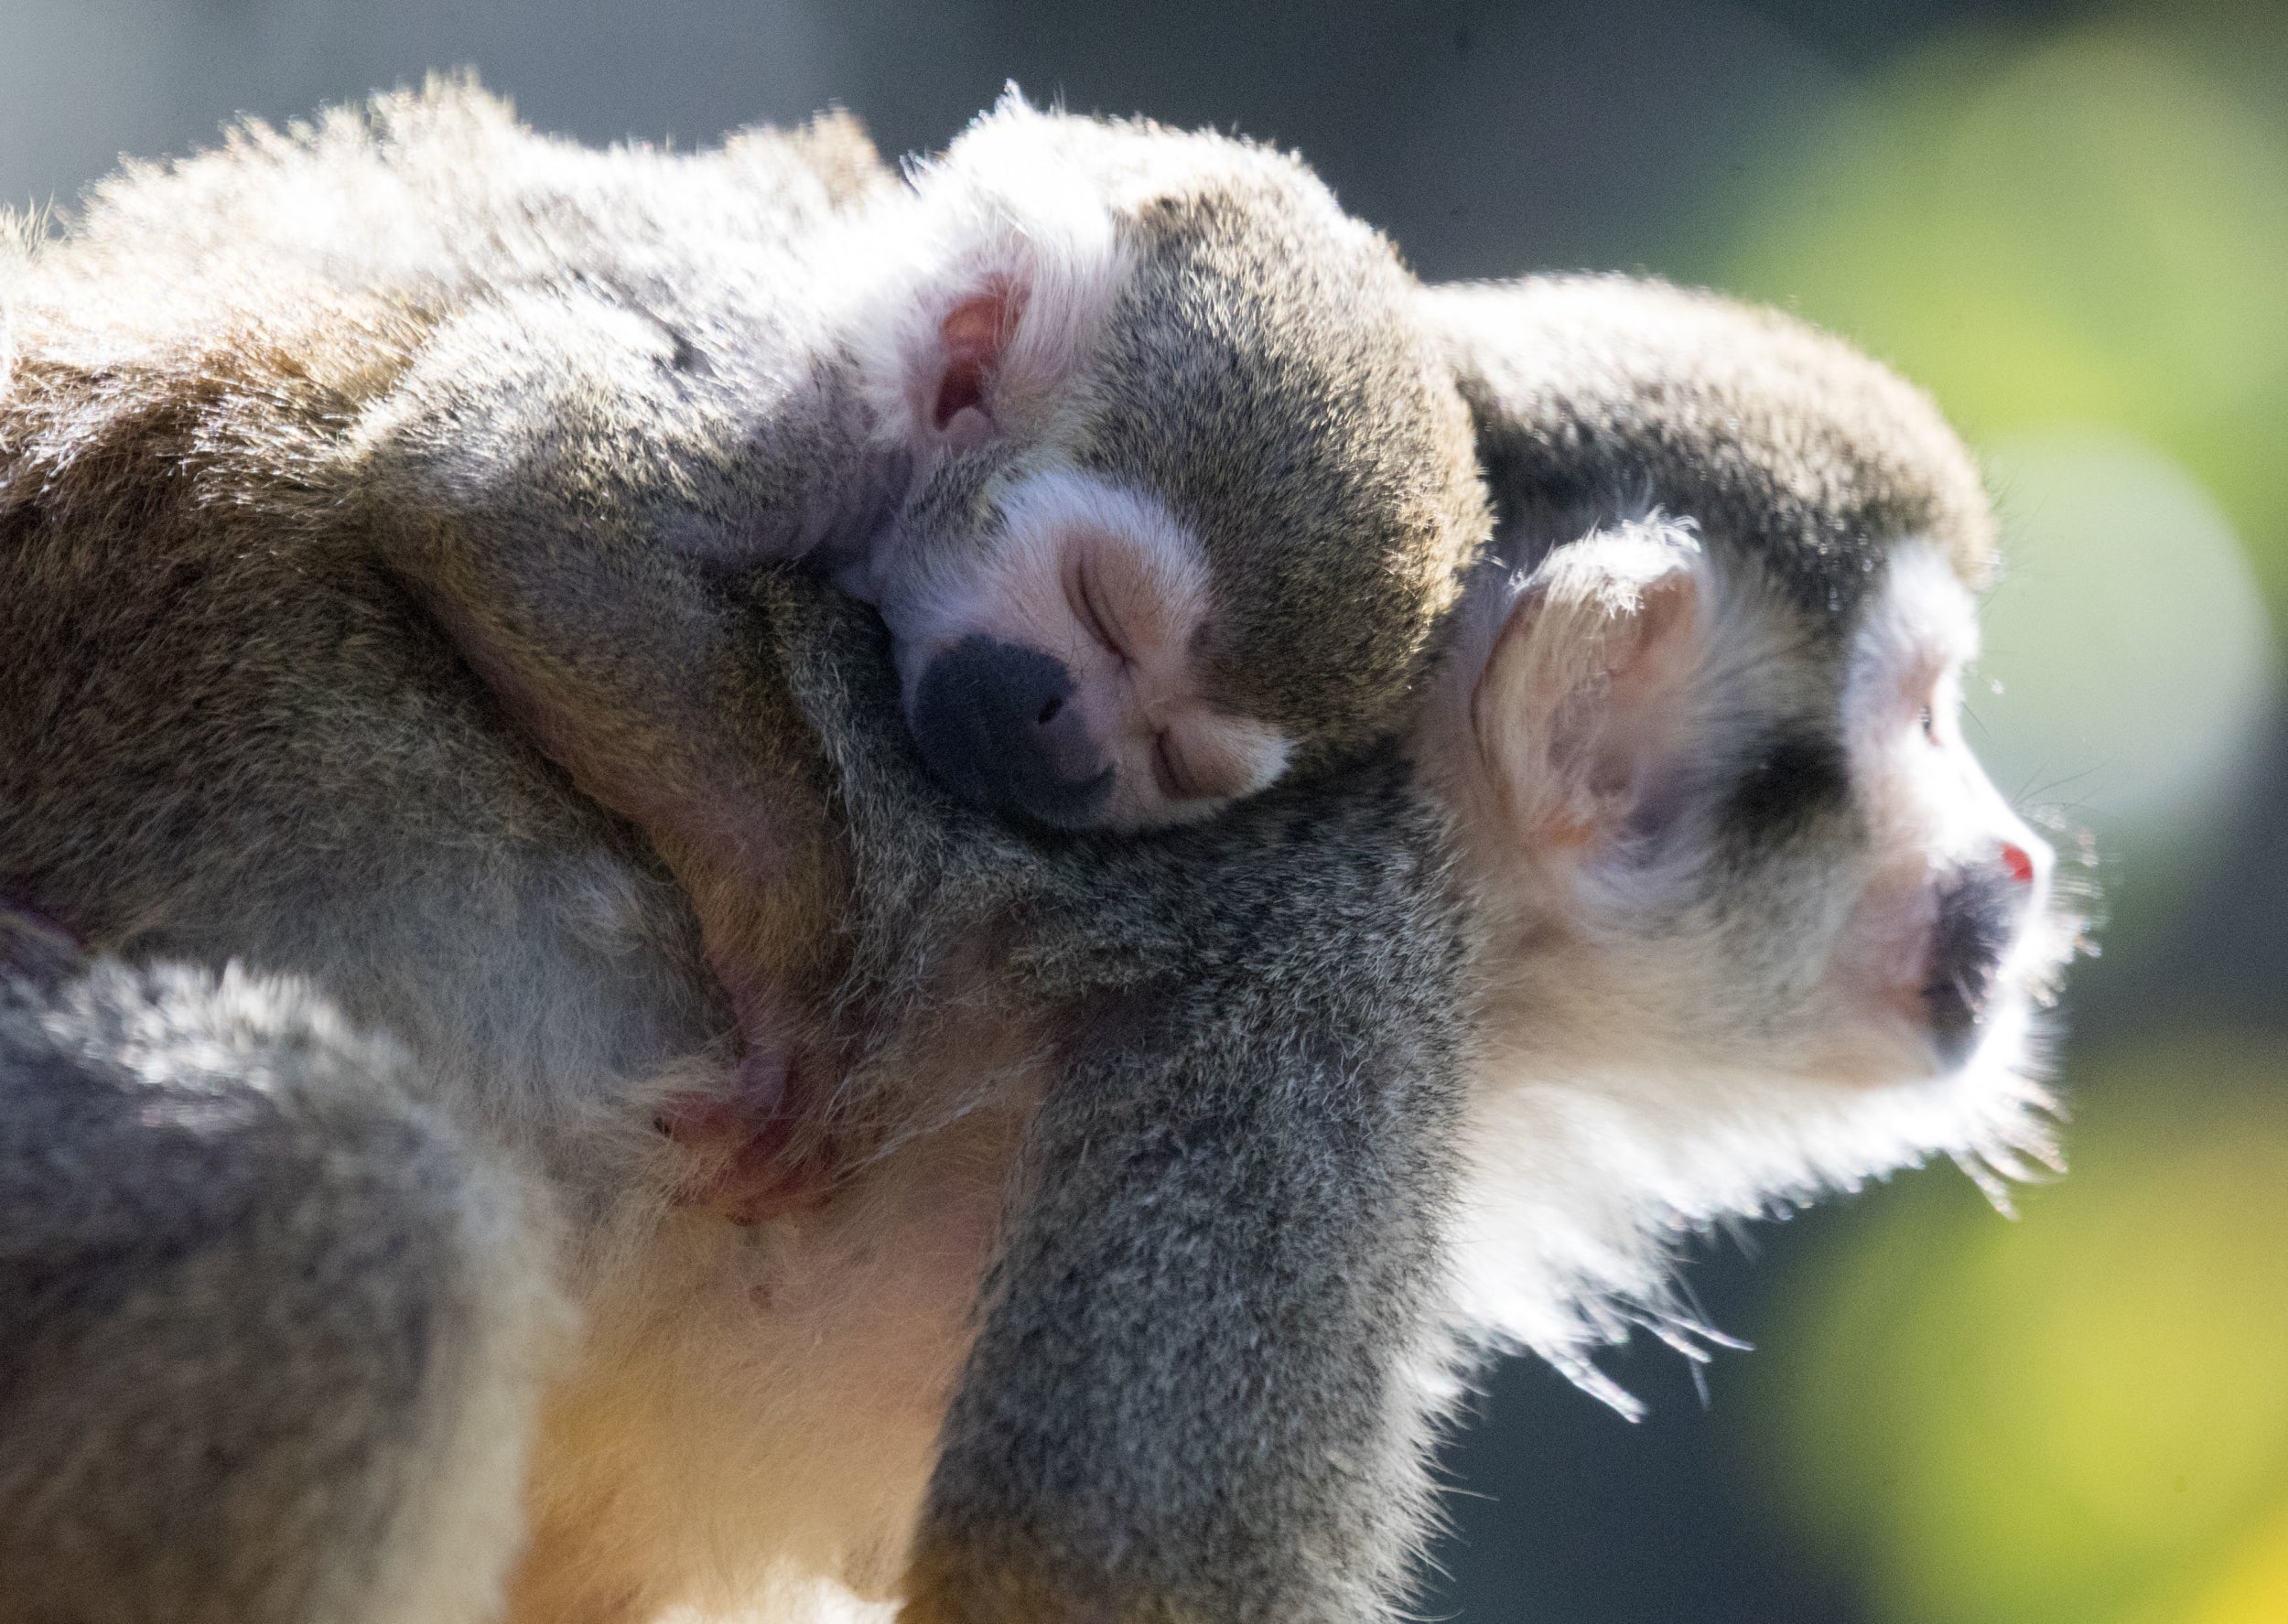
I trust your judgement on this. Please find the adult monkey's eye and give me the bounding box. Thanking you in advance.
[1905,661,1948,745]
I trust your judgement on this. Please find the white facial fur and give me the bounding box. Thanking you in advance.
[1829,543,2066,1076]
[837,93,1137,464]
[874,470,1293,830]
[1421,526,2081,1404]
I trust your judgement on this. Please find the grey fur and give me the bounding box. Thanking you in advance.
[0,955,563,1624]
[0,83,2066,1624]
[763,586,1467,1623]
[0,84,1474,1624]
[1425,273,1995,625]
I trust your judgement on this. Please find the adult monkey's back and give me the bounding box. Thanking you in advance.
[0,86,782,1624]
[0,87,1469,1624]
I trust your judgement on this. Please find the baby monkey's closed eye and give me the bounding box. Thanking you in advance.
[1063,543,1225,803]
[1150,733,1206,802]
[894,467,1300,831]
[1064,551,1129,666]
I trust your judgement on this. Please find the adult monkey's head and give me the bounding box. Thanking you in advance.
[1419,275,2086,1384]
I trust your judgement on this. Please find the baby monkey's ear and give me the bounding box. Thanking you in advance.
[1470,523,1708,851]
[885,210,1127,460]
[923,278,1027,452]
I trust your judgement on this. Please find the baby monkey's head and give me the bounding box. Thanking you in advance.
[845,96,1486,831]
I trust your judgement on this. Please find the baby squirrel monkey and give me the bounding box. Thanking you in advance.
[351,91,1487,1182]
[362,89,1487,832]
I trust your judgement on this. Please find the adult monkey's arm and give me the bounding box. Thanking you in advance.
[765,581,1469,1624]
[907,869,1465,1624]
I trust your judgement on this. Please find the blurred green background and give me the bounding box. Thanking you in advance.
[1700,15,2288,1624]
[6,1,2283,1618]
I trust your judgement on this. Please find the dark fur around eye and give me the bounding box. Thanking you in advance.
[1724,733,1851,836]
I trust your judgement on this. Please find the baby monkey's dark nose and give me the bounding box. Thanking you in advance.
[910,636,1114,828]
[1923,844,2038,1066]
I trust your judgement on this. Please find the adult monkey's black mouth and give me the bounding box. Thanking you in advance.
[1923,862,2025,1066]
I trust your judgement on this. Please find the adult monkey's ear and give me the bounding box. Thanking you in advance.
[1416,275,1713,865]
[1467,523,1709,852]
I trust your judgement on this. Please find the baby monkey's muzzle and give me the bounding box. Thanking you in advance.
[910,634,1115,828]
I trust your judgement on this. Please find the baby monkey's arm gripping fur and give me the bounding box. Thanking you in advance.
[356,297,860,1172]
[905,937,1462,1624]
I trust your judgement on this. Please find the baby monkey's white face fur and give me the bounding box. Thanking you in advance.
[868,468,1294,831]
[830,99,1485,831]
[1423,522,2080,1393]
